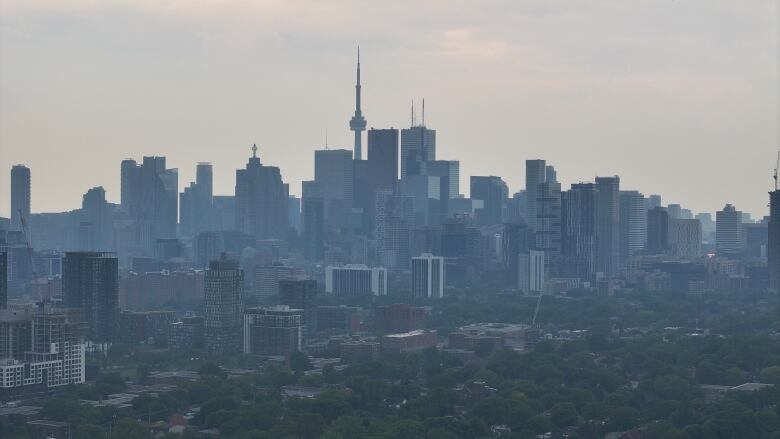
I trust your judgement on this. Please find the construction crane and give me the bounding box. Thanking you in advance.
[17,209,42,301]
[531,293,543,326]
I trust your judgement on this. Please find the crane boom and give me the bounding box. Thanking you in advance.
[531,294,543,326]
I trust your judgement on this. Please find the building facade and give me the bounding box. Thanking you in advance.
[61,252,118,342]
[411,253,445,298]
[325,265,387,297]
[203,257,244,355]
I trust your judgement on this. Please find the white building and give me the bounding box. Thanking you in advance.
[411,253,445,299]
[518,250,545,293]
[0,305,85,393]
[325,265,387,297]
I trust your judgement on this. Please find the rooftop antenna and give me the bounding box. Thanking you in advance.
[774,147,780,190]
[325,129,329,150]
[422,98,425,127]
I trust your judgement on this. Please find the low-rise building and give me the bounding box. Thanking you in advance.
[381,329,437,355]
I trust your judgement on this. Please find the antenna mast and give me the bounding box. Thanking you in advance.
[774,148,779,191]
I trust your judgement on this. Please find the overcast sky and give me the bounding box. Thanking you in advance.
[0,0,777,218]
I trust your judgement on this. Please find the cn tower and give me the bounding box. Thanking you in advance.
[349,47,367,160]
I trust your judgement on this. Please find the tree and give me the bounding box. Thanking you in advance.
[551,402,578,428]
[74,424,105,439]
[289,351,313,372]
[112,418,151,439]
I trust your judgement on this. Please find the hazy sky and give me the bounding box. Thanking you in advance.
[0,0,777,218]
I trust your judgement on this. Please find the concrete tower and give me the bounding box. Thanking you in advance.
[349,47,367,160]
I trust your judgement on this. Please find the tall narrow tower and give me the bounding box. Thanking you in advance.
[349,47,367,160]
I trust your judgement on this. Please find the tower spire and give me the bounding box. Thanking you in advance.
[349,46,367,160]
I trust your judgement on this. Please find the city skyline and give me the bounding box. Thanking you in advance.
[1,1,777,218]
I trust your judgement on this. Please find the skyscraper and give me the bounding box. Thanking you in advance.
[120,157,178,254]
[235,145,289,240]
[279,279,317,338]
[619,191,647,261]
[401,122,436,178]
[180,163,214,237]
[366,129,399,233]
[412,253,445,299]
[80,186,112,251]
[349,48,367,160]
[62,252,119,342]
[0,251,6,309]
[470,176,508,227]
[647,207,669,254]
[314,149,354,231]
[595,176,620,277]
[561,183,598,280]
[769,190,780,290]
[302,181,325,262]
[716,204,743,258]
[535,181,562,274]
[367,129,399,194]
[10,165,31,241]
[375,191,414,268]
[425,160,460,221]
[502,221,535,288]
[525,160,546,230]
[204,256,244,355]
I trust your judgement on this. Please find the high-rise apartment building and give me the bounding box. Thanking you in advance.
[0,252,6,309]
[561,183,598,280]
[62,252,118,342]
[535,181,562,273]
[596,176,620,277]
[525,160,546,230]
[0,303,85,395]
[204,257,244,355]
[235,145,289,240]
[411,253,445,298]
[769,190,780,290]
[619,191,647,261]
[716,204,743,258]
[10,165,31,241]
